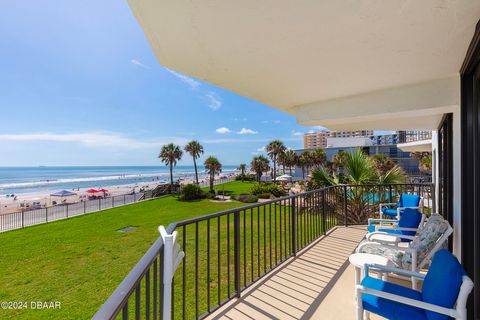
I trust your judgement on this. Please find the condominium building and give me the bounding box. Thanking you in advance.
[305,130,432,149]
[303,130,373,148]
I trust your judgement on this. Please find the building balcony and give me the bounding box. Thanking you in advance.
[94,183,435,320]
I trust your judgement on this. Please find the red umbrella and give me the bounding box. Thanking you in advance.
[86,189,99,193]
[98,189,109,193]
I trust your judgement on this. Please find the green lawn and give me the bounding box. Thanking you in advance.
[201,179,255,195]
[0,181,259,320]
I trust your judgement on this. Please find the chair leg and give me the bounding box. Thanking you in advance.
[355,288,364,320]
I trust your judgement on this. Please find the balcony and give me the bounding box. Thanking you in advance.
[94,183,434,320]
[205,226,369,320]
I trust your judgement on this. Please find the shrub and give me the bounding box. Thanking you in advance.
[235,174,256,181]
[179,184,205,201]
[250,183,286,197]
[257,193,272,199]
[233,193,258,203]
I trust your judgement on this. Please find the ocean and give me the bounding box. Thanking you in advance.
[0,166,238,196]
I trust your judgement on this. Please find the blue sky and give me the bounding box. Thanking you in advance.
[0,0,321,167]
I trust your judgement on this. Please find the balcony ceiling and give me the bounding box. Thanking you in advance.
[128,0,480,129]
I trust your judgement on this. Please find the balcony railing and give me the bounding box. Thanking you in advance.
[93,183,434,320]
[403,131,432,143]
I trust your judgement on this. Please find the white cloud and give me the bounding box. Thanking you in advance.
[0,132,189,150]
[261,120,281,124]
[237,128,258,135]
[234,117,247,121]
[215,127,231,134]
[205,92,222,111]
[131,59,150,69]
[257,146,266,152]
[165,68,201,89]
[291,131,304,137]
[308,130,315,134]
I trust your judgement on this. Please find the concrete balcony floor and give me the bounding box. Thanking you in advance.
[206,226,386,320]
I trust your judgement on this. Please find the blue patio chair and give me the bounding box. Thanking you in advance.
[355,249,473,320]
[380,193,423,220]
[367,208,425,243]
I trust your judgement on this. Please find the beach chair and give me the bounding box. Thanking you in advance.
[356,215,452,289]
[366,208,426,244]
[355,249,473,320]
[380,193,423,220]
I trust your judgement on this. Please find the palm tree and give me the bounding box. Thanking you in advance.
[282,150,298,175]
[311,149,405,224]
[250,156,270,182]
[419,154,432,174]
[204,156,222,192]
[298,150,314,179]
[310,148,326,168]
[266,140,286,182]
[332,151,349,174]
[237,163,247,181]
[184,140,204,184]
[371,154,396,176]
[159,143,183,188]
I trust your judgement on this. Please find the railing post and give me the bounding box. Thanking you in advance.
[84,201,86,214]
[21,211,24,228]
[45,208,48,222]
[98,199,101,211]
[291,197,297,256]
[343,185,348,227]
[66,204,69,218]
[322,190,326,234]
[233,211,241,298]
[159,226,184,320]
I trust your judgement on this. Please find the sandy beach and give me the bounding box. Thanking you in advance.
[0,172,237,215]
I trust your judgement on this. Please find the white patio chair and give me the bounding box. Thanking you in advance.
[356,214,452,289]
[356,250,473,320]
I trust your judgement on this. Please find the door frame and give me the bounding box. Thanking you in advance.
[460,19,480,320]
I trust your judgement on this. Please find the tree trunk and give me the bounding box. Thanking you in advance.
[289,167,292,176]
[169,163,174,190]
[193,157,199,184]
[273,156,277,182]
[209,173,214,192]
[302,166,305,179]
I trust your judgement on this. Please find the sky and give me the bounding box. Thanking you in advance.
[0,0,326,167]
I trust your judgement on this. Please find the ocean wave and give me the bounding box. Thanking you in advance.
[0,168,238,190]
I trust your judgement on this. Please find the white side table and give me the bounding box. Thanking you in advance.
[349,253,394,286]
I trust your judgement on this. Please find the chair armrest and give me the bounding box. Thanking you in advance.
[368,218,398,224]
[356,285,457,318]
[363,264,425,279]
[379,203,397,209]
[366,232,416,241]
[397,206,420,211]
[375,226,418,232]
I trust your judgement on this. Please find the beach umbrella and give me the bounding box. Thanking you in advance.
[50,190,77,197]
[86,189,99,194]
[98,189,109,193]
[277,174,293,181]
